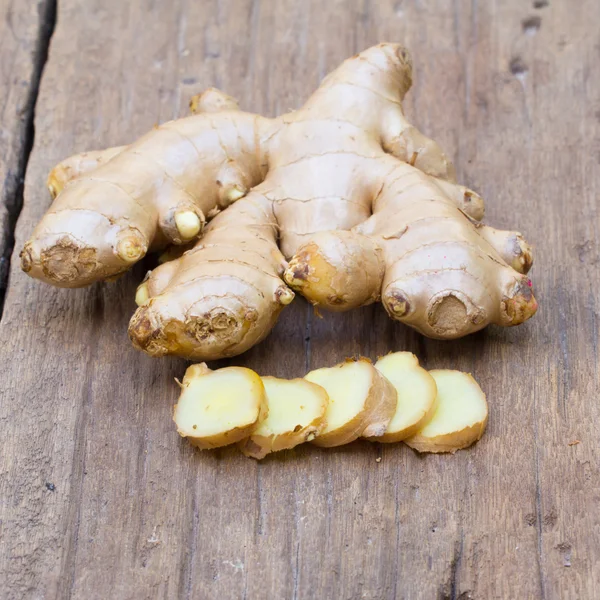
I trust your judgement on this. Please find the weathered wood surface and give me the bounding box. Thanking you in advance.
[1,0,598,598]
[0,0,54,307]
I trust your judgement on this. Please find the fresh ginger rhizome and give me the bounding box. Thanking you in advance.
[22,44,537,362]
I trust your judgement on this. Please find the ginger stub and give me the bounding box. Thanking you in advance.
[404,370,489,453]
[239,376,329,459]
[305,359,397,448]
[174,364,268,449]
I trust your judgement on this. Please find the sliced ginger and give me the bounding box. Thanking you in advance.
[367,352,437,443]
[173,363,267,449]
[174,360,488,457]
[404,370,488,453]
[305,359,397,448]
[239,377,329,459]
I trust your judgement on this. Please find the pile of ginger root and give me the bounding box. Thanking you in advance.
[20,43,537,362]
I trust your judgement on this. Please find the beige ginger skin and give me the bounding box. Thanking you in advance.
[21,43,537,360]
[285,155,537,339]
[43,88,240,201]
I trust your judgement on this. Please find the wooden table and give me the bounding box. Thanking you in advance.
[1,1,598,598]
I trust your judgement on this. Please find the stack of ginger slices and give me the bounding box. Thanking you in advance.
[173,353,489,460]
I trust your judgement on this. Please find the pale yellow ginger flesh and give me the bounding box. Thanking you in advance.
[174,361,489,457]
[404,370,488,453]
[22,44,537,362]
[173,363,267,449]
[367,352,437,443]
[305,359,396,448]
[239,377,329,459]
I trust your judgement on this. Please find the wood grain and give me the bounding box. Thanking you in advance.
[0,0,54,309]
[1,0,599,598]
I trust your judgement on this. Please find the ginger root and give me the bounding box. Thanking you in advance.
[43,88,233,200]
[46,146,125,199]
[284,157,537,339]
[22,88,261,287]
[22,44,537,361]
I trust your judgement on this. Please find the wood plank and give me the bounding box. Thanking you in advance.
[0,0,54,309]
[1,0,599,598]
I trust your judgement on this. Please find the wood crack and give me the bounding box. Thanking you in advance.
[450,533,464,600]
[0,0,57,319]
[534,403,548,600]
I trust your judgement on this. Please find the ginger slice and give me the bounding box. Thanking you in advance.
[239,377,329,459]
[174,363,267,449]
[305,359,396,448]
[404,370,488,453]
[368,352,437,442]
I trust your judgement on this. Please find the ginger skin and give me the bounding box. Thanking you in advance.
[21,88,263,287]
[44,88,239,200]
[285,155,536,339]
[22,44,537,360]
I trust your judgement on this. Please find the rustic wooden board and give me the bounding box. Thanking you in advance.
[0,0,54,307]
[1,0,599,598]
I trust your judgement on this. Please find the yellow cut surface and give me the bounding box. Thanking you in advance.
[374,352,437,440]
[175,366,265,438]
[253,377,328,438]
[419,370,487,437]
[404,369,488,453]
[305,360,372,435]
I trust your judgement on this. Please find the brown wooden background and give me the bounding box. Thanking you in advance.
[1,1,599,598]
